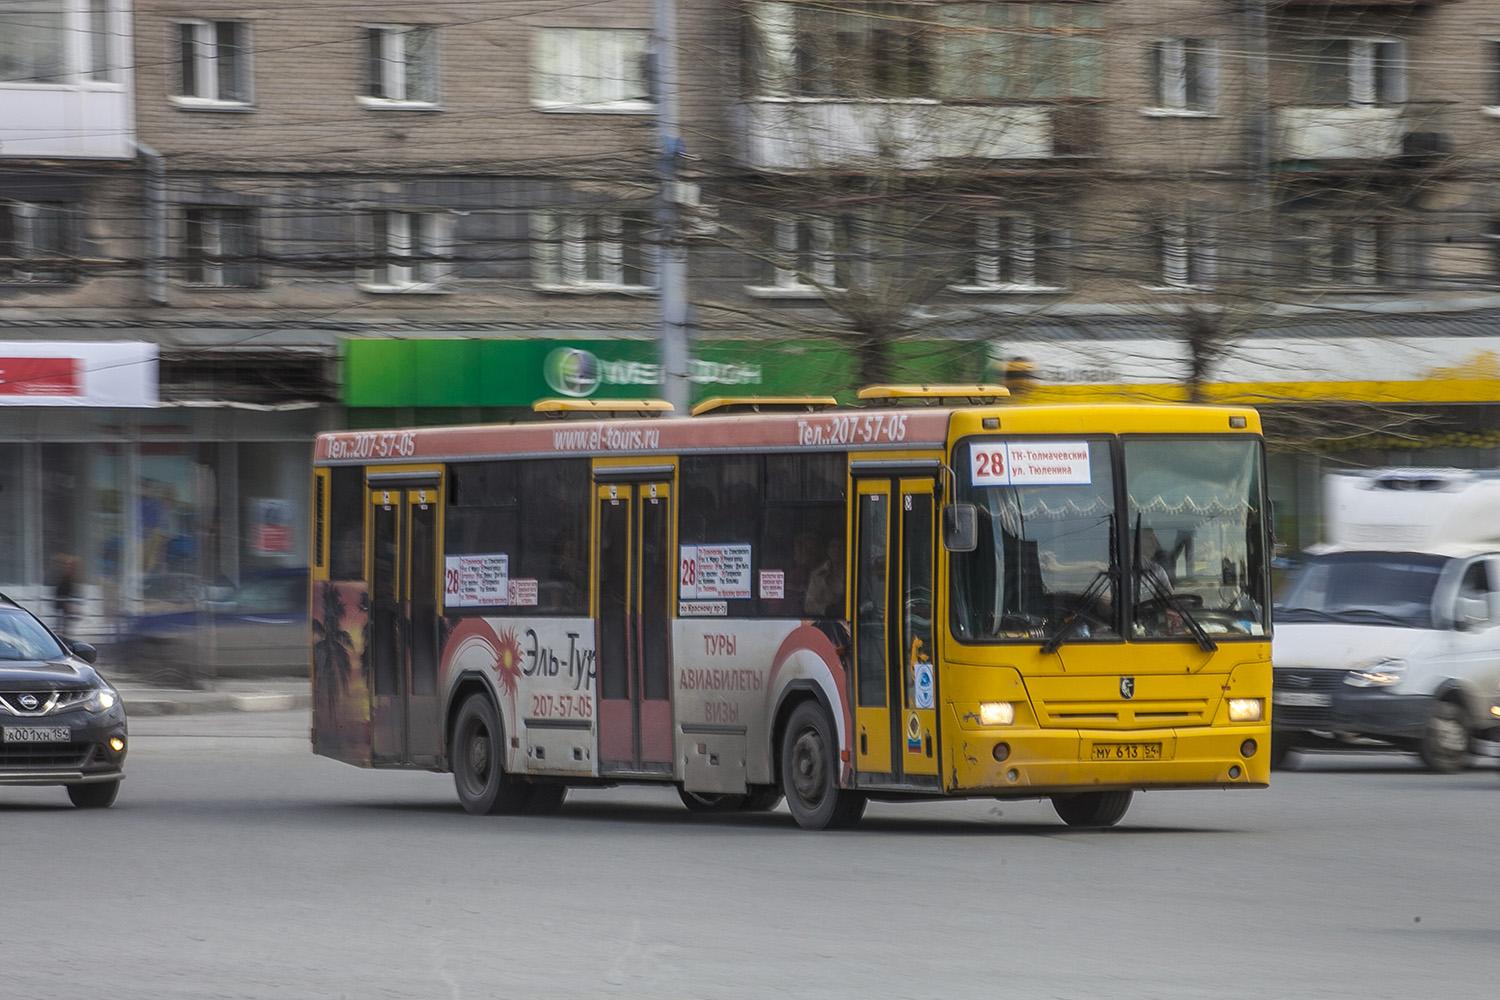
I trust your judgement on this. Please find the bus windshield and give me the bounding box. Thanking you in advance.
[950,438,1118,641]
[950,436,1267,642]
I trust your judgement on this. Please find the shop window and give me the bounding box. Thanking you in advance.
[329,466,365,580]
[680,454,846,618]
[444,459,588,614]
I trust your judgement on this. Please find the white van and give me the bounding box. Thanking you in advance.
[1272,469,1500,771]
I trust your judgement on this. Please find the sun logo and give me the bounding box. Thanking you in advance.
[494,627,524,698]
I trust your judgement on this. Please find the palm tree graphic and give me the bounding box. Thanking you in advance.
[312,582,354,716]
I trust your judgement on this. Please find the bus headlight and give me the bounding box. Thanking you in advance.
[1228,698,1263,722]
[979,702,1014,726]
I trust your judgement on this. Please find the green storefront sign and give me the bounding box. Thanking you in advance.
[344,338,984,408]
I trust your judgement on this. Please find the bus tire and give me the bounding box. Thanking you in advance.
[1052,790,1133,828]
[738,787,784,813]
[678,788,747,813]
[780,701,865,830]
[1418,700,1469,774]
[451,693,532,815]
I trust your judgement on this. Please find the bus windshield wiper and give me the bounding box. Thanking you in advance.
[1041,568,1117,654]
[1134,514,1217,652]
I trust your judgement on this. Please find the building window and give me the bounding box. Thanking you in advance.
[1287,219,1396,287]
[532,28,651,112]
[1300,39,1405,107]
[751,216,859,293]
[0,2,66,83]
[531,210,653,290]
[174,20,251,106]
[957,216,1064,291]
[182,207,258,288]
[745,2,1104,101]
[86,0,116,82]
[359,210,453,291]
[0,202,76,284]
[1148,39,1216,113]
[362,25,437,106]
[1150,214,1216,288]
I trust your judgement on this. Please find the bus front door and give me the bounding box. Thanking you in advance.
[368,476,444,766]
[595,480,675,776]
[853,475,939,785]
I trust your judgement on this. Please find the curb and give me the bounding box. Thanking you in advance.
[121,691,311,717]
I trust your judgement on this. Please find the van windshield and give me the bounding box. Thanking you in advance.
[1276,552,1445,629]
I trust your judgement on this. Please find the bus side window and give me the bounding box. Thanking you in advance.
[329,466,365,580]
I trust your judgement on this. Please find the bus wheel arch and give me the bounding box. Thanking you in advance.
[770,680,841,791]
[444,672,498,770]
[777,697,866,831]
[447,680,535,815]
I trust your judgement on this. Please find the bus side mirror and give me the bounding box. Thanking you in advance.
[942,504,978,553]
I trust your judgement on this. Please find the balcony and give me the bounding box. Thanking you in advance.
[732,101,1096,172]
[1273,104,1449,164]
[0,84,133,159]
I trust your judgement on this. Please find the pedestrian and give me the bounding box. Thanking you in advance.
[52,554,82,637]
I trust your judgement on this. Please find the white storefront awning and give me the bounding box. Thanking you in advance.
[992,334,1500,405]
[0,341,157,407]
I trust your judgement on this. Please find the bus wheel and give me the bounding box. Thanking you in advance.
[451,694,532,815]
[678,788,746,813]
[780,701,866,830]
[1418,701,1470,773]
[738,787,784,813]
[1052,791,1133,828]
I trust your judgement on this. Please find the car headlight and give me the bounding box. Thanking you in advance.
[1345,659,1406,688]
[1228,698,1264,722]
[978,702,1015,726]
[86,686,118,713]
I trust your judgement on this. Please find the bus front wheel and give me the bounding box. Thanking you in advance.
[1051,790,1133,828]
[780,701,866,831]
[451,694,533,815]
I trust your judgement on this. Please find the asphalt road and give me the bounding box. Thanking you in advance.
[2,712,1497,1000]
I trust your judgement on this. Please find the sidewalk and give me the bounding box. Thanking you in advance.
[113,677,312,717]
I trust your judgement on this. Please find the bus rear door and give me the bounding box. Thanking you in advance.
[367,473,444,766]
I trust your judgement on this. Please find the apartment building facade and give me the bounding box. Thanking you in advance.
[7,0,1500,621]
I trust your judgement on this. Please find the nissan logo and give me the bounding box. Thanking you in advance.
[18,694,39,710]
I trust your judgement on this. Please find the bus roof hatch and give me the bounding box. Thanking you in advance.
[532,398,674,417]
[690,396,839,416]
[856,384,1011,405]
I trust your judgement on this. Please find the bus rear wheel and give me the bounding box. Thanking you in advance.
[780,701,866,831]
[451,694,533,815]
[1052,790,1133,828]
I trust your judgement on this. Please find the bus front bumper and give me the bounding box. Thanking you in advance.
[948,724,1272,794]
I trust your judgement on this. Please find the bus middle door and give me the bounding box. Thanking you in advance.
[595,478,674,776]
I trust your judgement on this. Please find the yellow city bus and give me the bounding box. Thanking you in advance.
[309,389,1271,830]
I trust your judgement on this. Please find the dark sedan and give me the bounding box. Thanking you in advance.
[0,596,127,807]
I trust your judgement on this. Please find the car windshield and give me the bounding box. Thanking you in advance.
[0,607,66,661]
[1124,438,1268,638]
[1276,552,1445,628]
[950,438,1118,641]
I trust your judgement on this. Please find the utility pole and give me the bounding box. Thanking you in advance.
[1243,0,1273,284]
[652,0,692,415]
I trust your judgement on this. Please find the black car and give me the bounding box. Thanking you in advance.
[0,595,127,808]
